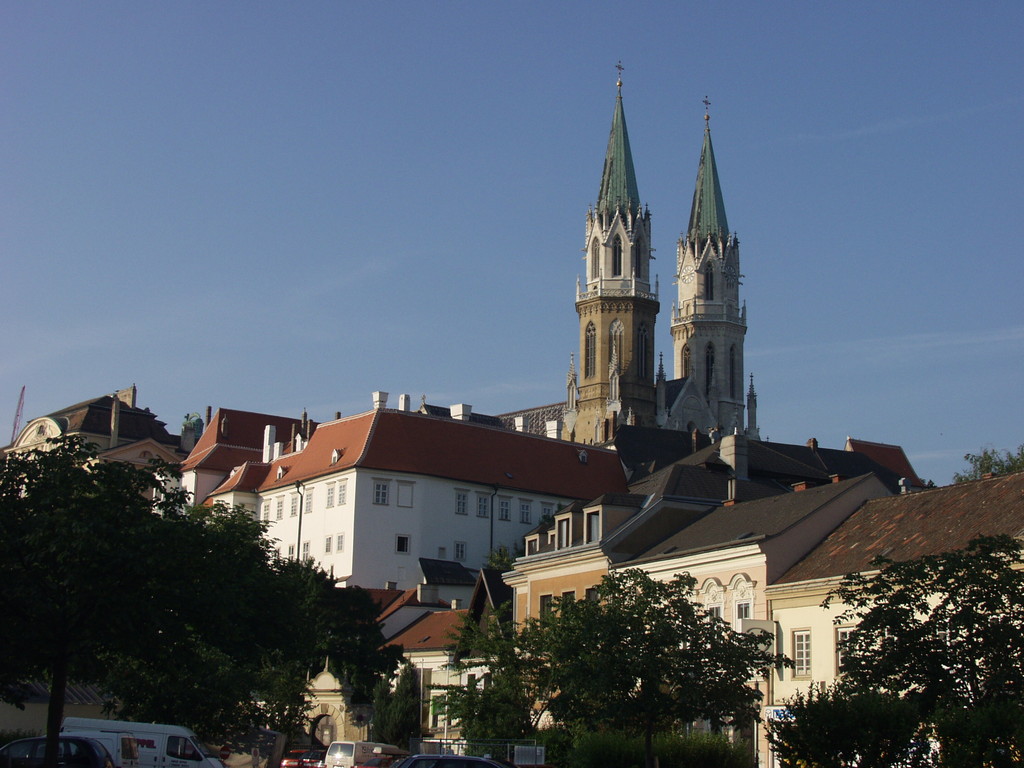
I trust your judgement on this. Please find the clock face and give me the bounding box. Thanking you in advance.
[724,264,737,284]
[681,265,695,283]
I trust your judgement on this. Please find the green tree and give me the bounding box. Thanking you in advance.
[542,570,783,768]
[766,684,930,768]
[952,444,1024,482]
[829,535,1024,719]
[371,663,420,748]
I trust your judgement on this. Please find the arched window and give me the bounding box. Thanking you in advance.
[612,236,623,276]
[585,323,596,378]
[682,345,691,378]
[729,345,737,399]
[703,264,715,300]
[637,324,649,379]
[705,343,715,397]
[609,319,624,368]
[590,238,600,280]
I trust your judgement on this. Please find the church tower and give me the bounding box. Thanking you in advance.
[668,106,748,435]
[564,75,659,445]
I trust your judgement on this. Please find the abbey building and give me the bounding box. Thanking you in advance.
[562,79,759,445]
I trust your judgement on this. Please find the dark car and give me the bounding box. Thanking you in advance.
[0,737,115,768]
[390,756,514,768]
[354,758,394,768]
[281,751,307,768]
[300,751,326,768]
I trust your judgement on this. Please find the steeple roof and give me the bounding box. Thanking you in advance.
[687,121,729,240]
[597,82,641,216]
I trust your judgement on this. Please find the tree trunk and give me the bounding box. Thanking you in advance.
[644,720,655,768]
[44,652,69,768]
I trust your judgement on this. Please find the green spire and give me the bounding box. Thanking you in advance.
[597,81,641,217]
[688,119,729,240]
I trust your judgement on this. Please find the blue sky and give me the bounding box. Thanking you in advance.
[2,2,1022,484]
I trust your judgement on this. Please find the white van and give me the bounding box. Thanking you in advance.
[62,718,223,768]
[324,743,398,768]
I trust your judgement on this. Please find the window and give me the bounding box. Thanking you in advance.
[612,235,623,276]
[498,497,511,521]
[585,587,599,601]
[542,503,554,520]
[477,494,489,517]
[836,627,854,674]
[682,344,691,378]
[438,546,447,559]
[705,343,715,397]
[290,495,299,516]
[326,484,335,508]
[562,590,576,601]
[304,489,313,513]
[557,518,570,548]
[336,533,344,552]
[609,319,623,368]
[703,264,714,300]
[302,541,310,559]
[519,500,532,524]
[262,502,271,521]
[637,323,649,379]
[397,481,414,507]
[395,534,410,554]
[337,480,347,505]
[729,345,738,400]
[735,600,752,630]
[793,630,812,677]
[584,323,596,378]
[287,544,295,558]
[586,511,600,543]
[539,594,553,615]
[374,480,389,505]
[325,536,332,553]
[276,497,284,520]
[455,491,468,515]
[590,238,599,278]
[454,541,467,561]
[707,604,723,620]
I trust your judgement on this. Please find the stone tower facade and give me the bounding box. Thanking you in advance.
[563,79,659,444]
[666,112,751,435]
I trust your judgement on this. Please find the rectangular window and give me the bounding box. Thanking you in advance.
[561,590,575,601]
[396,534,410,554]
[325,536,332,553]
[520,500,532,525]
[276,498,284,520]
[586,511,600,542]
[290,495,298,516]
[542,503,554,520]
[302,541,310,559]
[287,544,295,558]
[336,533,344,552]
[498,497,511,521]
[337,480,347,505]
[454,541,467,561]
[735,601,752,630]
[262,502,271,521]
[326,485,335,508]
[455,491,468,515]
[304,489,313,513]
[397,481,414,507]
[437,546,447,559]
[374,480,389,505]
[477,494,489,517]
[557,518,570,548]
[707,604,723,619]
[793,630,812,677]
[836,627,854,674]
[585,587,599,601]
[539,594,553,615]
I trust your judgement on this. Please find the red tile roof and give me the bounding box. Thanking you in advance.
[387,609,467,651]
[846,437,925,487]
[181,408,306,472]
[376,587,449,620]
[777,471,1024,584]
[241,409,627,499]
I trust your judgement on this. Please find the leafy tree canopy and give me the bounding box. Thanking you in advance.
[371,663,420,748]
[953,444,1024,482]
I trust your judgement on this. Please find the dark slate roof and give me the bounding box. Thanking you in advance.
[419,403,506,428]
[419,558,477,586]
[629,461,786,504]
[496,403,565,436]
[473,567,514,612]
[613,424,712,477]
[777,471,1024,584]
[630,474,882,563]
[47,393,180,448]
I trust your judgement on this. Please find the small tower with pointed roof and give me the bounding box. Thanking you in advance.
[565,70,659,444]
[667,101,749,435]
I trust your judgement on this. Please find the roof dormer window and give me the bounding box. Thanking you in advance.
[276,467,285,480]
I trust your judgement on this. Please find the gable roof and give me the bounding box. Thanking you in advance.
[629,460,786,503]
[845,437,925,487]
[181,407,307,473]
[776,471,1024,584]
[387,609,467,652]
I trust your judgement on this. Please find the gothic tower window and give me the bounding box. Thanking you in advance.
[682,345,691,378]
[633,238,643,278]
[590,238,599,280]
[703,264,715,300]
[729,345,737,399]
[705,343,715,397]
[612,236,623,277]
[637,323,649,379]
[585,323,596,378]
[609,319,624,367]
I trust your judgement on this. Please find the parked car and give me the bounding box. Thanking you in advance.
[354,757,394,768]
[388,756,514,768]
[0,736,115,768]
[281,751,308,768]
[300,751,326,768]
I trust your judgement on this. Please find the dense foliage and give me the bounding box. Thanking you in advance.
[0,436,398,764]
[953,444,1024,482]
[572,730,752,768]
[371,663,421,748]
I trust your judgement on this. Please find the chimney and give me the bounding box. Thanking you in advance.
[372,391,389,410]
[384,580,398,590]
[720,432,749,481]
[899,477,912,493]
[807,437,819,451]
[262,426,277,463]
[514,416,526,432]
[398,394,411,411]
[451,404,472,421]
[830,473,844,484]
[417,583,439,604]
[335,411,341,419]
[206,406,212,427]
[109,395,121,449]
[792,480,811,492]
[451,598,462,610]
[545,419,562,439]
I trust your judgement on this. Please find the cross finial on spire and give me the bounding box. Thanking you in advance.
[616,60,624,89]
[703,95,711,125]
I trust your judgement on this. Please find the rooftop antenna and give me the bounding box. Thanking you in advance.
[10,385,25,443]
